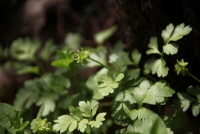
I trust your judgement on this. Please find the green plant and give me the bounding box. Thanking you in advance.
[1,23,200,134]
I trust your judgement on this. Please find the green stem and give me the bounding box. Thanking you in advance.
[100,128,107,134]
[187,71,200,83]
[99,102,114,107]
[88,57,111,70]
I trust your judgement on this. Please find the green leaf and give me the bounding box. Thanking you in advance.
[10,37,40,61]
[163,43,178,55]
[143,81,175,105]
[146,37,161,55]
[161,23,174,43]
[127,111,169,134]
[133,80,175,106]
[78,119,89,133]
[68,106,82,120]
[133,80,151,107]
[112,101,132,125]
[44,74,70,94]
[164,109,184,131]
[0,103,29,134]
[14,79,40,111]
[192,101,200,116]
[78,101,98,118]
[131,49,142,66]
[51,50,74,70]
[86,75,104,100]
[187,85,200,99]
[94,25,117,44]
[113,89,136,125]
[115,88,136,105]
[170,23,192,41]
[40,39,56,61]
[36,93,58,116]
[65,33,81,51]
[129,107,149,120]
[126,68,140,80]
[109,42,132,72]
[53,115,77,133]
[177,92,195,111]
[89,113,106,128]
[143,58,155,75]
[151,58,169,77]
[97,73,124,96]
[115,73,125,82]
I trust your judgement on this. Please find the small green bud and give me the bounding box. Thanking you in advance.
[74,48,91,65]
[175,59,188,75]
[33,118,51,133]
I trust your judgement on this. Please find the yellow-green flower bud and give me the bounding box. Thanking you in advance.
[74,48,91,65]
[175,59,188,75]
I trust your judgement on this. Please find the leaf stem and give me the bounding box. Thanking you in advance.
[100,128,107,134]
[99,102,114,107]
[187,71,200,83]
[88,57,111,70]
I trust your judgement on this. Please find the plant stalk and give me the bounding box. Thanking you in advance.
[88,57,111,70]
[187,71,200,83]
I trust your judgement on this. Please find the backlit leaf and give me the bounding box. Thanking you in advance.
[146,37,161,55]
[170,23,192,41]
[89,113,106,128]
[163,43,178,55]
[161,23,174,43]
[151,58,169,77]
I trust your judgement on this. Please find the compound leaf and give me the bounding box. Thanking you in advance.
[89,113,106,128]
[97,73,124,96]
[163,43,178,55]
[146,37,161,55]
[151,58,169,77]
[53,115,77,133]
[10,37,39,61]
[78,101,98,118]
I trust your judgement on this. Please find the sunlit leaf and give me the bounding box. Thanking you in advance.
[170,23,192,41]
[94,25,117,44]
[89,113,106,128]
[163,43,178,55]
[146,37,161,55]
[161,23,174,43]
[151,58,169,77]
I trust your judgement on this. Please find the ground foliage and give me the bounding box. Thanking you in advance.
[0,23,200,134]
